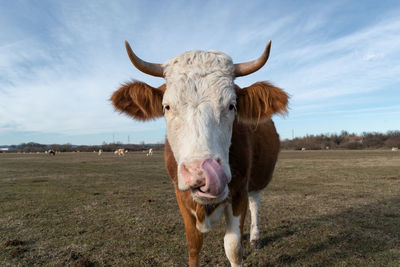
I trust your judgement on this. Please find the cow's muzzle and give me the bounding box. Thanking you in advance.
[180,158,228,199]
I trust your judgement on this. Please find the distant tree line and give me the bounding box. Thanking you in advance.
[3,130,400,153]
[281,130,400,150]
[5,142,164,153]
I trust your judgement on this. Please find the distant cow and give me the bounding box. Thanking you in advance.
[111,40,288,266]
[98,149,103,156]
[114,148,125,156]
[47,149,55,155]
[392,147,399,151]
[146,148,153,156]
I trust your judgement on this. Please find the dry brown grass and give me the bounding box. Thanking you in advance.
[0,150,399,266]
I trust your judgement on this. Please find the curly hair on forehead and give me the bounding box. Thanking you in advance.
[163,50,235,80]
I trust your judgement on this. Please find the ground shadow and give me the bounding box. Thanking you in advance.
[246,197,400,265]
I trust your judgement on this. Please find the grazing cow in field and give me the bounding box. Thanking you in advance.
[147,148,153,156]
[111,40,288,266]
[98,149,103,156]
[392,147,399,151]
[47,149,55,155]
[114,148,125,156]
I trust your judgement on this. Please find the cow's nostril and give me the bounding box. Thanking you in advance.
[181,161,207,189]
[197,187,206,193]
[216,158,222,165]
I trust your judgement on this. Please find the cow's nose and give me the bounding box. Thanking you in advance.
[180,160,206,188]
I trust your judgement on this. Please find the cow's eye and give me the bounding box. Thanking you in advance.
[163,105,170,113]
[229,104,237,112]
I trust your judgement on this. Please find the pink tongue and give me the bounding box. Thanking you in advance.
[199,158,228,198]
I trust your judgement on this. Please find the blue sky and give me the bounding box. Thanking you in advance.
[1,0,399,145]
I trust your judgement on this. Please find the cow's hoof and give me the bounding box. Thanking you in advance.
[250,239,263,249]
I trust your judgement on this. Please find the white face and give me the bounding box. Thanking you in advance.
[162,50,236,204]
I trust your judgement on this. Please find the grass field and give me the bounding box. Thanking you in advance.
[1,150,399,266]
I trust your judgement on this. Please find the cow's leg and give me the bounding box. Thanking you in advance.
[224,205,242,267]
[175,191,203,267]
[224,191,247,267]
[184,214,203,267]
[248,190,262,249]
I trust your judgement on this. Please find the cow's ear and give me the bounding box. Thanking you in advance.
[236,82,289,122]
[111,81,165,121]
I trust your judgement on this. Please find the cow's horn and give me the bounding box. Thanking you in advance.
[234,41,271,77]
[125,41,164,77]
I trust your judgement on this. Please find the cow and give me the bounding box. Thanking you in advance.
[111,40,289,266]
[114,148,125,156]
[147,148,153,156]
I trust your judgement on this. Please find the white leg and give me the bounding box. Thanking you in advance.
[248,190,262,248]
[224,204,242,267]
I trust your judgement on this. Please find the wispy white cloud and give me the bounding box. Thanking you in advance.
[271,12,400,108]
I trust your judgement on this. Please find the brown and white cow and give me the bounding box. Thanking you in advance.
[111,40,288,266]
[114,148,125,156]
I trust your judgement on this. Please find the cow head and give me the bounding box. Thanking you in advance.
[111,41,288,204]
